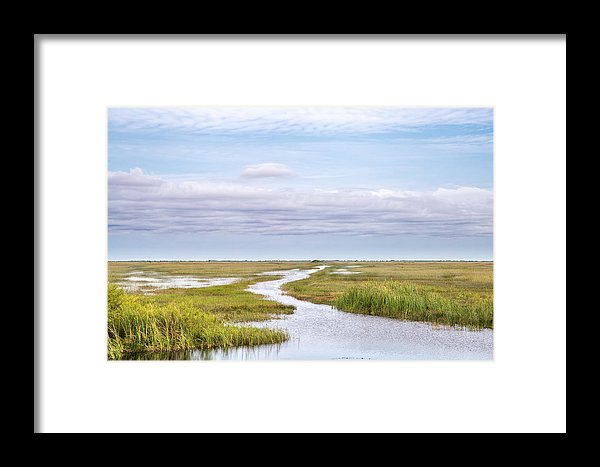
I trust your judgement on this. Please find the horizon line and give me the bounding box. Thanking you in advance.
[108,258,493,262]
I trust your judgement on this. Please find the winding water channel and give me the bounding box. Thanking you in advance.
[134,266,493,360]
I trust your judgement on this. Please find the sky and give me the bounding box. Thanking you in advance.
[108,107,493,260]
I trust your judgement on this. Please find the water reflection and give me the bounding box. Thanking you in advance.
[121,344,285,360]
[190,344,285,360]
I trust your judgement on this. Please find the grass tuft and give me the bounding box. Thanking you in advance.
[334,280,492,329]
[107,285,288,359]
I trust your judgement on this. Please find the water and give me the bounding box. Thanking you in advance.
[118,272,240,292]
[129,266,493,360]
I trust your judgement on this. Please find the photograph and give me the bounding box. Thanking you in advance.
[108,107,494,360]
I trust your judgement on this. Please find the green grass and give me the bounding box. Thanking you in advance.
[107,261,493,359]
[283,261,493,329]
[108,260,314,284]
[334,280,492,329]
[146,278,296,323]
[107,285,288,360]
[107,261,318,359]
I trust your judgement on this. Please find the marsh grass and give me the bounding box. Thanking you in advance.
[107,262,314,359]
[108,260,314,282]
[107,285,288,359]
[284,261,493,329]
[107,261,493,359]
[147,277,295,322]
[334,280,492,329]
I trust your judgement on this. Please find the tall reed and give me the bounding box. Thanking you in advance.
[107,285,287,359]
[334,281,492,329]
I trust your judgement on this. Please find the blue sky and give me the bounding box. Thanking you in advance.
[108,107,493,260]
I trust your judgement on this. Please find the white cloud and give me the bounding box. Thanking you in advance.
[109,169,492,237]
[108,107,492,136]
[240,163,297,179]
[108,167,162,186]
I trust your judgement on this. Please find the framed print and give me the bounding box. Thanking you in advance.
[36,35,566,433]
